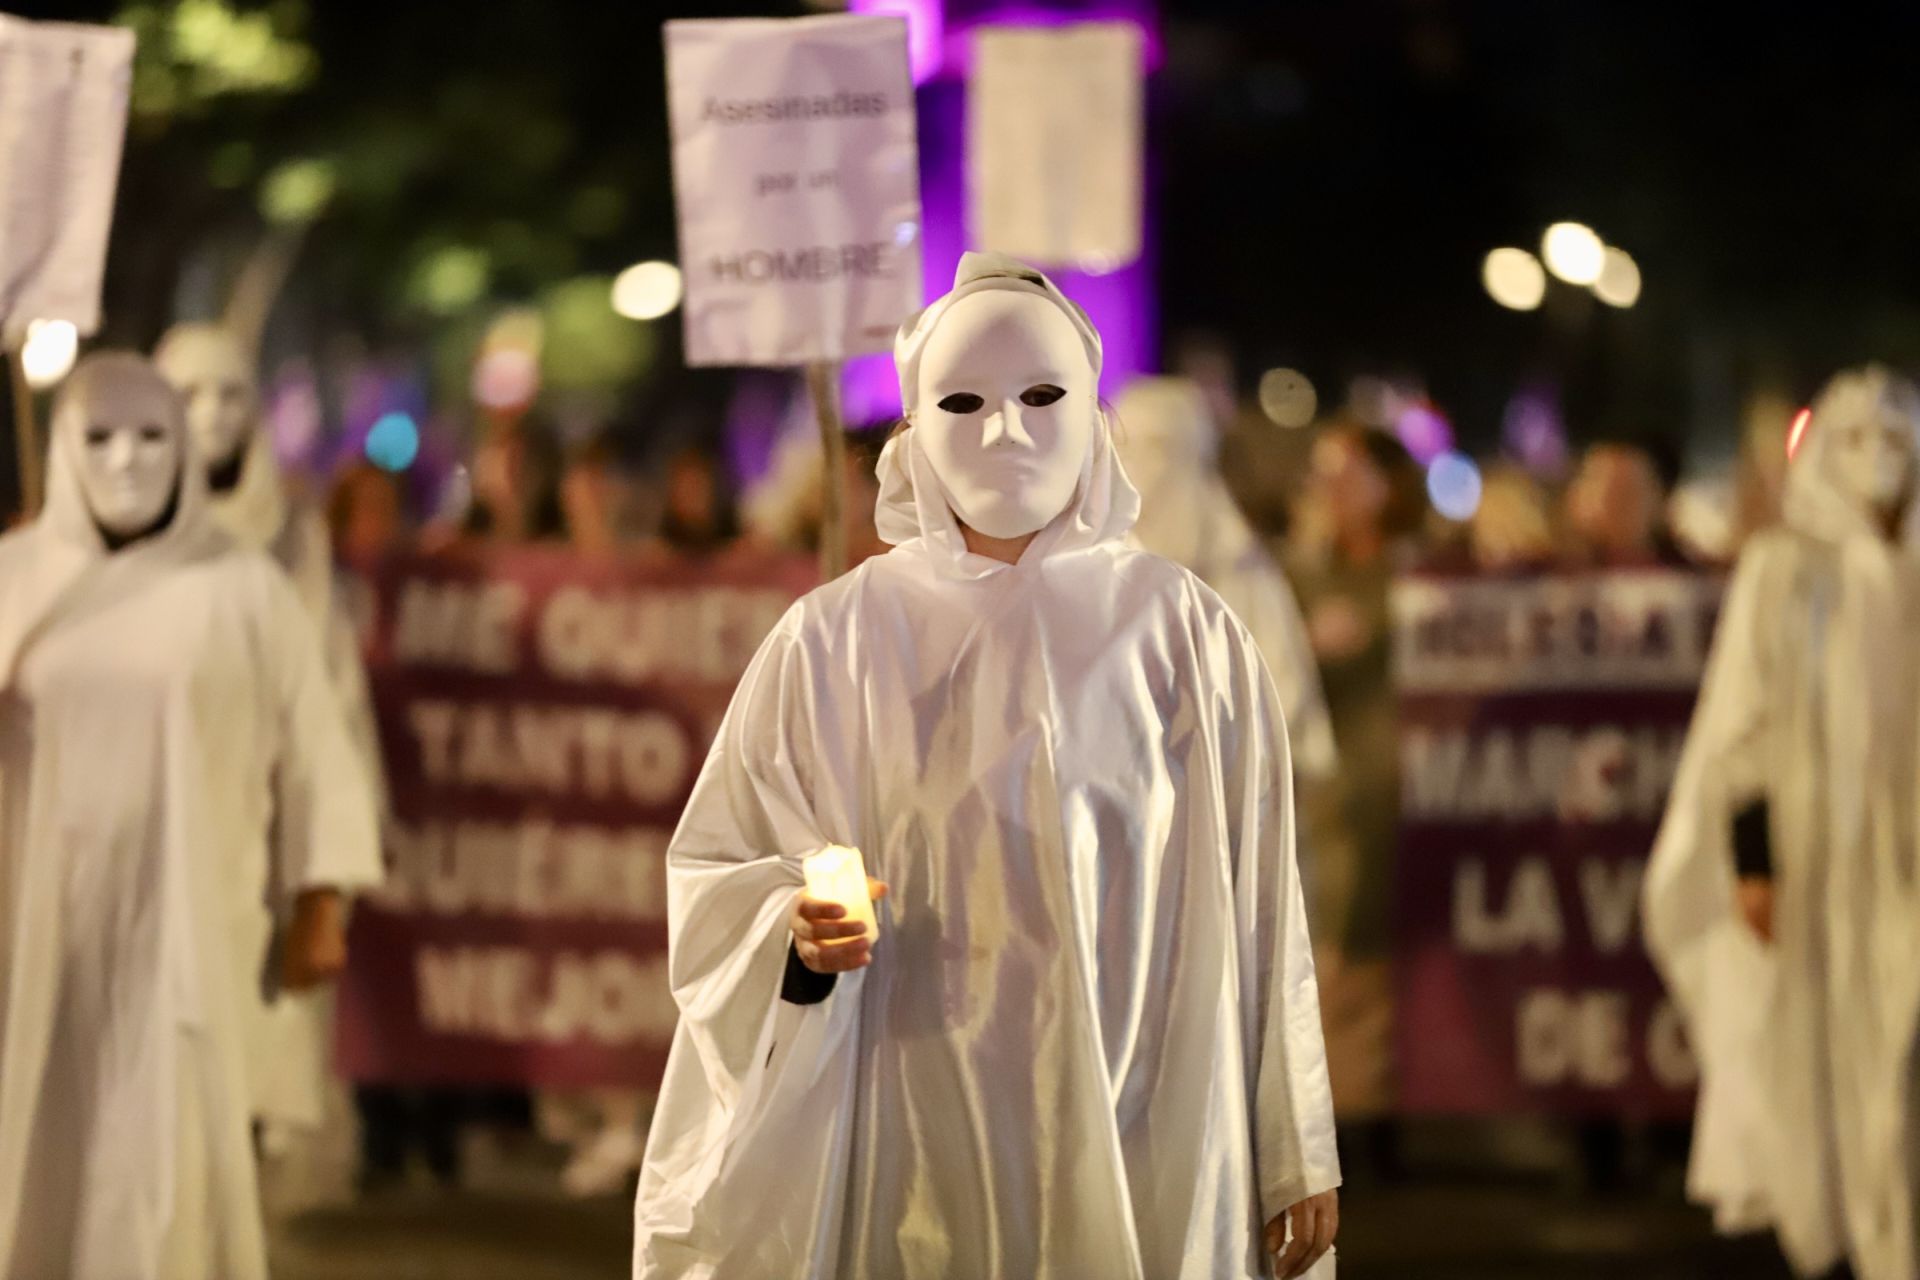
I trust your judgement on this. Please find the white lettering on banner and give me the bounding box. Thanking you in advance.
[665,14,921,366]
[1454,858,1564,954]
[538,585,791,685]
[405,699,690,803]
[1647,1000,1700,1088]
[371,820,668,921]
[392,579,527,673]
[1516,989,1631,1088]
[1392,572,1722,694]
[1402,726,1684,822]
[1453,857,1646,955]
[415,947,679,1045]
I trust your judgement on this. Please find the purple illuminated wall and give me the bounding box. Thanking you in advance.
[845,0,1160,419]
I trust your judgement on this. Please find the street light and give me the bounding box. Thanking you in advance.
[1593,247,1641,307]
[612,261,684,321]
[21,319,79,389]
[1541,222,1605,285]
[1482,248,1547,311]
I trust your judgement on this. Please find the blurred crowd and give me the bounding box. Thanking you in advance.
[302,368,1779,1202]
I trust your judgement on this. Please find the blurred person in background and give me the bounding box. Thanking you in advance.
[327,460,406,570]
[461,420,566,544]
[1563,442,1683,568]
[1647,366,1920,1280]
[0,354,381,1276]
[155,323,386,1212]
[1287,423,1425,1177]
[654,444,740,556]
[739,421,891,569]
[1114,375,1336,780]
[559,436,636,557]
[1734,390,1800,550]
[1468,464,1558,575]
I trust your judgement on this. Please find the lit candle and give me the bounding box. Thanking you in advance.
[802,844,880,945]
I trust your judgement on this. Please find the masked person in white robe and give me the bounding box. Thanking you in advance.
[1646,365,1920,1280]
[633,254,1340,1280]
[155,323,384,1196]
[0,353,382,1279]
[1114,375,1336,781]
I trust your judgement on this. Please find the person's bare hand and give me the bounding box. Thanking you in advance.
[1736,875,1775,944]
[281,888,348,991]
[791,879,888,975]
[1265,1189,1338,1278]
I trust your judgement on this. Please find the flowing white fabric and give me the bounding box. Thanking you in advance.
[1114,377,1337,780]
[0,361,382,1279]
[1645,366,1920,1280]
[208,426,381,1137]
[633,392,1339,1276]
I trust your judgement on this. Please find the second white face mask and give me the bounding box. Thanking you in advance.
[155,329,258,470]
[1831,412,1915,513]
[70,392,183,539]
[913,291,1097,541]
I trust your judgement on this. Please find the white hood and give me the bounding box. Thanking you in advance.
[873,252,1140,579]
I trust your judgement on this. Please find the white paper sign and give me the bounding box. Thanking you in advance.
[968,23,1143,273]
[665,14,922,368]
[0,14,135,339]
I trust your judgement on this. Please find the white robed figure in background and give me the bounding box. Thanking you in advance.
[0,354,383,1278]
[1645,365,1920,1280]
[155,322,385,1198]
[634,254,1340,1280]
[1113,375,1337,780]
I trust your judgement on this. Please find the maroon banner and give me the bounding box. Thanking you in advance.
[1391,568,1723,1117]
[335,544,815,1089]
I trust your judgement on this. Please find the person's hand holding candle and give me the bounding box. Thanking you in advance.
[793,845,888,975]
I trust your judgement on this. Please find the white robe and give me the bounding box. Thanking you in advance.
[1645,412,1920,1280]
[633,414,1339,1279]
[1115,378,1336,781]
[0,414,382,1279]
[209,429,383,1134]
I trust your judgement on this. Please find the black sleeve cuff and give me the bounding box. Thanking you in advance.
[780,942,838,1005]
[1732,800,1774,879]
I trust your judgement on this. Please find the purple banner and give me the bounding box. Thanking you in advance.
[336,545,815,1089]
[1391,569,1723,1117]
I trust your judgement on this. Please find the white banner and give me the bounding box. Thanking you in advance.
[665,15,922,368]
[0,14,135,339]
[968,22,1143,273]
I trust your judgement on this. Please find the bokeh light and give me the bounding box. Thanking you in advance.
[611,261,684,321]
[1787,406,1813,459]
[1593,247,1642,307]
[1427,450,1484,521]
[1482,248,1547,311]
[21,319,79,390]
[1395,401,1455,465]
[1258,367,1318,428]
[364,411,421,472]
[260,157,337,225]
[1541,222,1605,285]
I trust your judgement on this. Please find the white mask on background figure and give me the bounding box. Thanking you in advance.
[1831,408,1916,514]
[61,370,184,540]
[154,324,258,476]
[913,290,1096,539]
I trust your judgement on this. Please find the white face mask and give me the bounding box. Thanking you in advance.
[913,291,1096,540]
[154,328,257,471]
[68,384,183,539]
[1830,409,1915,514]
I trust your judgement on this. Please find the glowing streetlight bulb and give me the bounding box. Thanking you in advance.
[1593,246,1641,307]
[611,261,684,321]
[21,319,79,389]
[1541,222,1605,285]
[1482,248,1546,311]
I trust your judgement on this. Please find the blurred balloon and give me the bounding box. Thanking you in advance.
[364,411,420,472]
[1258,367,1317,428]
[1426,450,1484,521]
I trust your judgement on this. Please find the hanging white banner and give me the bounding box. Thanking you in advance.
[665,14,922,368]
[968,22,1143,274]
[0,14,135,340]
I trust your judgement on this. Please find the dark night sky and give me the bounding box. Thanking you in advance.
[11,0,1920,471]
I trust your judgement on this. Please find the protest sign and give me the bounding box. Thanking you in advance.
[335,545,814,1089]
[665,14,921,368]
[967,22,1143,273]
[1392,569,1723,1116]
